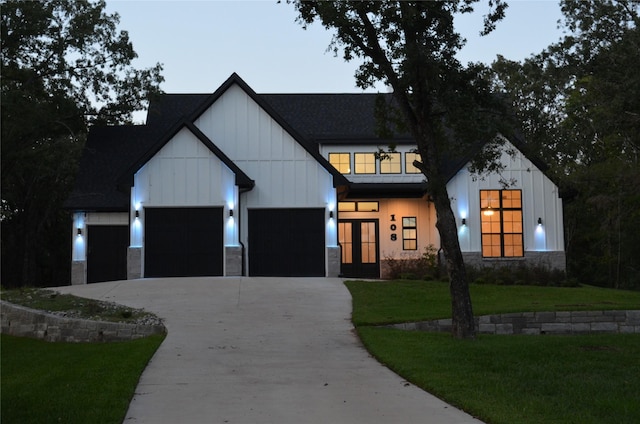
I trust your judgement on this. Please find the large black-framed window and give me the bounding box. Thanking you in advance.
[480,190,524,257]
[405,152,422,174]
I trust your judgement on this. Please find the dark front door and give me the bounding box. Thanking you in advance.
[87,225,128,283]
[144,207,223,278]
[339,220,380,278]
[249,208,325,277]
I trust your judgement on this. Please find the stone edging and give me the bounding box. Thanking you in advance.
[385,310,640,335]
[1,300,166,343]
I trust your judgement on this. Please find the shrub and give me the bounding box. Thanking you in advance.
[466,263,575,287]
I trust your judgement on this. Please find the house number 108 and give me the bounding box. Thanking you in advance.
[390,215,397,241]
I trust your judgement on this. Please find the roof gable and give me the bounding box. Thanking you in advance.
[118,119,254,190]
[188,73,349,188]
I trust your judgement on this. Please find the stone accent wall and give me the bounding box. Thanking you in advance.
[386,310,640,335]
[461,251,567,271]
[71,261,86,285]
[1,301,165,343]
[225,246,243,276]
[327,246,341,278]
[127,247,142,280]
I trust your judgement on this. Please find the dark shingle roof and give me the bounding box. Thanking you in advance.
[64,126,156,210]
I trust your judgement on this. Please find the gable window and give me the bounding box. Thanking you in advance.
[329,153,351,174]
[480,190,523,257]
[354,153,376,174]
[402,217,417,250]
[380,152,401,174]
[405,152,422,174]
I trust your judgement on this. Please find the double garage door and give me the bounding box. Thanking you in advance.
[145,207,325,278]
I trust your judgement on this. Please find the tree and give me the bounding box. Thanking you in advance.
[491,0,640,288]
[1,0,163,287]
[290,1,512,339]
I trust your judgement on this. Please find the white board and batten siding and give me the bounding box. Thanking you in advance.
[131,127,239,248]
[193,84,336,210]
[448,141,564,253]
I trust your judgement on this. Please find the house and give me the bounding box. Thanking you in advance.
[64,73,565,284]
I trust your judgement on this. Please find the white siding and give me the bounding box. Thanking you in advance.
[132,127,236,208]
[448,141,564,253]
[194,84,335,209]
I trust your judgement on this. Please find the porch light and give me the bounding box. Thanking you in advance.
[461,218,466,226]
[538,217,543,226]
[329,210,334,219]
[135,210,140,219]
[77,228,82,236]
[483,207,494,217]
[229,209,234,217]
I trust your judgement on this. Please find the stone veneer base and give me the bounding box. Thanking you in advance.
[1,301,165,343]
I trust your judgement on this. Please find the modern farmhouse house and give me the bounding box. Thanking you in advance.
[65,73,565,284]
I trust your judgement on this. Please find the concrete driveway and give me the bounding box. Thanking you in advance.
[56,277,483,424]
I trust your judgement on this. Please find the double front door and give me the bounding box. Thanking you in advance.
[339,219,379,278]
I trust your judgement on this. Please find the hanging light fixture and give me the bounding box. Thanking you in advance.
[483,207,494,216]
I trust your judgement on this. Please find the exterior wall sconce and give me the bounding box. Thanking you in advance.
[538,217,543,225]
[77,228,82,236]
[329,210,334,219]
[135,210,140,219]
[229,209,234,217]
[461,218,466,226]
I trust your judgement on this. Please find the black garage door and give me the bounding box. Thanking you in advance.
[144,207,223,278]
[87,225,128,284]
[249,208,325,277]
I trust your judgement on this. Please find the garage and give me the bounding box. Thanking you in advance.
[144,207,223,278]
[87,225,129,284]
[248,208,325,277]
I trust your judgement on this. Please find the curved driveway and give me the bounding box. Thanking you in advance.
[57,277,483,424]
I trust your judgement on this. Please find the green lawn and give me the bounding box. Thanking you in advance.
[1,334,164,424]
[346,280,640,325]
[346,280,640,424]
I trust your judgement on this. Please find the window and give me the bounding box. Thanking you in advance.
[354,153,376,174]
[405,152,422,174]
[338,201,379,212]
[480,190,523,257]
[402,217,417,250]
[328,153,351,174]
[380,152,401,174]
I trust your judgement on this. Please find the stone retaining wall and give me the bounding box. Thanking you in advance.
[386,310,640,335]
[1,301,166,343]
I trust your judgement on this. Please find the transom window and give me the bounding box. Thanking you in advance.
[338,201,379,212]
[405,152,422,174]
[480,190,523,257]
[328,153,351,174]
[402,217,417,250]
[354,153,376,174]
[380,152,401,174]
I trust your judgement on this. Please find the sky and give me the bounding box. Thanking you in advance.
[104,0,565,97]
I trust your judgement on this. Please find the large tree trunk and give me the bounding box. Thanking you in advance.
[432,182,476,340]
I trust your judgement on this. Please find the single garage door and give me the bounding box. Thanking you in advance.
[144,207,223,278]
[249,208,325,277]
[87,225,128,284]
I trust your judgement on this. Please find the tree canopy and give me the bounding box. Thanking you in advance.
[491,0,640,288]
[1,0,164,287]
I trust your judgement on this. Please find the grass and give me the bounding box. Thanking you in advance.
[346,280,640,325]
[346,280,640,424]
[1,333,165,424]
